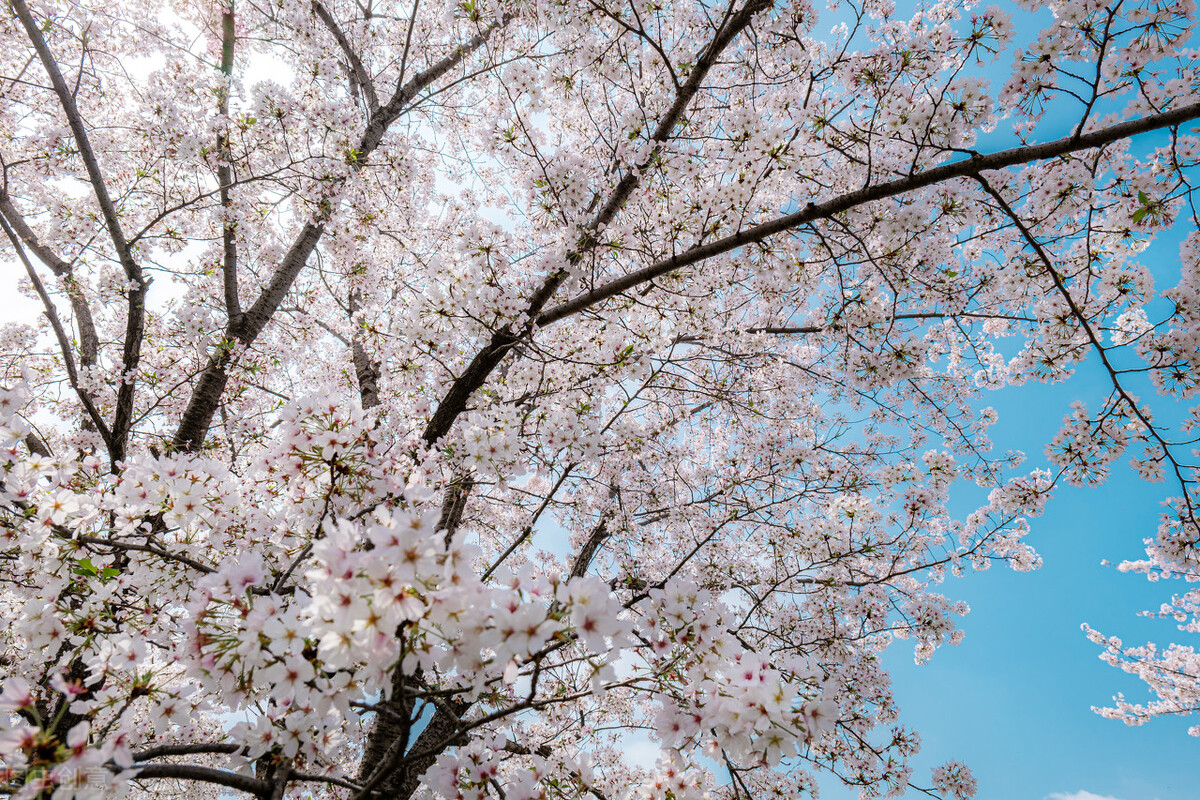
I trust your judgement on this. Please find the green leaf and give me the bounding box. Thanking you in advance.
[74,558,120,583]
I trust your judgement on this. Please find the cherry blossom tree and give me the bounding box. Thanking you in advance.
[0,0,1197,798]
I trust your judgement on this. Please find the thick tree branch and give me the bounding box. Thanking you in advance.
[368,7,774,797]
[218,4,242,326]
[0,192,99,366]
[313,0,380,113]
[569,511,613,580]
[436,472,474,542]
[133,742,243,761]
[23,432,51,458]
[421,0,769,446]
[354,696,470,800]
[293,771,362,791]
[349,288,381,408]
[396,0,420,91]
[0,214,113,442]
[171,223,324,452]
[171,17,510,453]
[537,101,1200,326]
[355,668,422,798]
[128,763,269,796]
[12,0,146,463]
[75,534,216,574]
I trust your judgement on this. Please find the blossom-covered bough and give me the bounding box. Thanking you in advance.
[0,0,1197,797]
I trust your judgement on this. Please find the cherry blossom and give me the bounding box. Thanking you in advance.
[0,0,1198,798]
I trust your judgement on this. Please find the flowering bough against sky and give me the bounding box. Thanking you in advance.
[0,0,1198,798]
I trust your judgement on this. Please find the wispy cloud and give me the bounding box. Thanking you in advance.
[1046,792,1125,800]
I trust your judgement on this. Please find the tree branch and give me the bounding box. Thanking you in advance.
[537,101,1200,326]
[218,3,242,326]
[569,511,613,579]
[0,214,113,443]
[133,742,243,761]
[974,172,1200,531]
[75,534,216,574]
[22,431,51,458]
[12,0,146,463]
[171,17,510,453]
[0,191,99,366]
[313,0,380,113]
[349,288,381,408]
[420,0,769,446]
[362,8,775,796]
[128,763,268,796]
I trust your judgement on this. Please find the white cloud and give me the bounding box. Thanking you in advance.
[1046,792,1125,800]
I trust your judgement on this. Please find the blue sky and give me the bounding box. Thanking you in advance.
[819,367,1198,800]
[816,2,1197,797]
